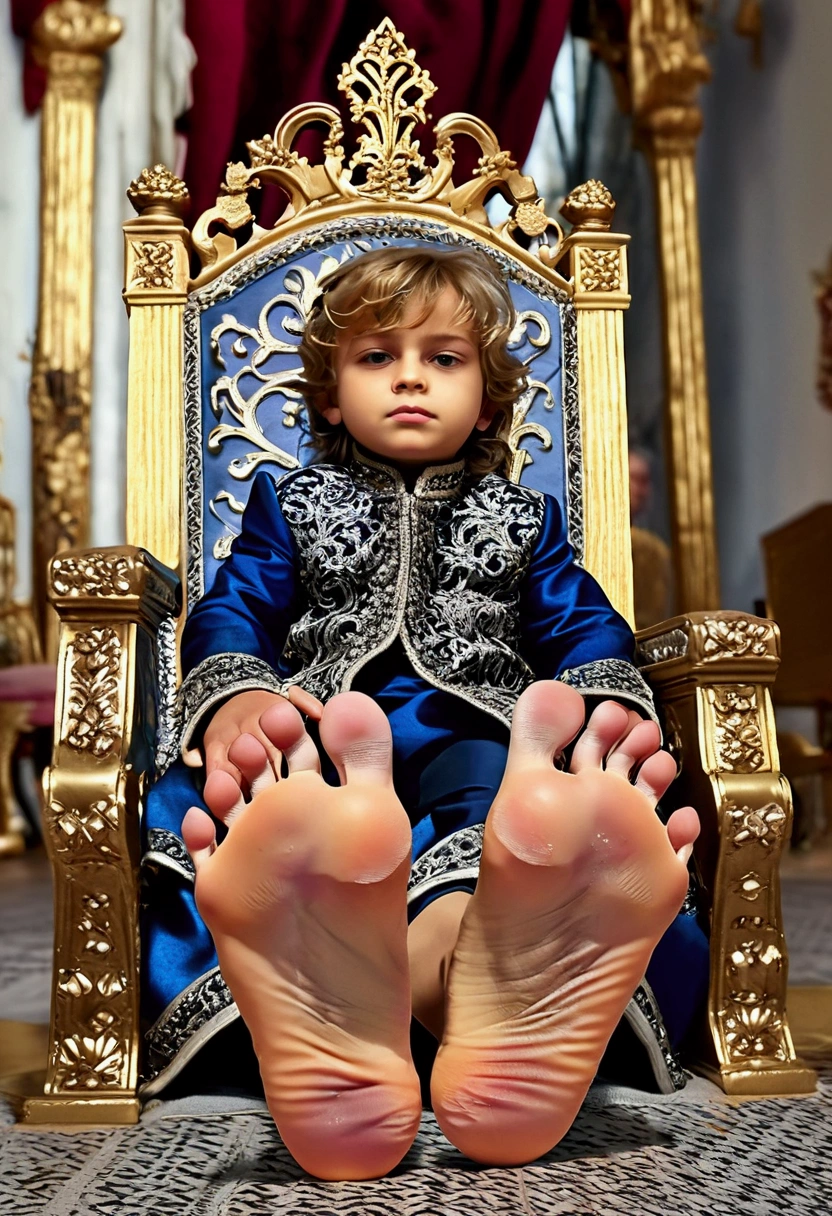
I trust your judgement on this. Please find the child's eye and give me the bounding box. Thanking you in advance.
[359,350,392,365]
[433,353,461,368]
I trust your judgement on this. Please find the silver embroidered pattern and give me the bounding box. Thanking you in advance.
[184,215,580,605]
[184,304,204,608]
[628,982,687,1092]
[144,828,195,882]
[560,303,583,561]
[144,966,234,1081]
[177,652,286,750]
[637,628,689,667]
[276,456,544,728]
[559,658,657,723]
[407,825,484,909]
[154,616,180,775]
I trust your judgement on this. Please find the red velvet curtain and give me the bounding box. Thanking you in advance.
[10,0,49,114]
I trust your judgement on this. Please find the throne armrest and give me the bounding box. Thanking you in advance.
[22,546,180,1125]
[636,610,816,1096]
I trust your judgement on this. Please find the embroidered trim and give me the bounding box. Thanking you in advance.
[407,825,484,908]
[144,828,195,882]
[560,302,583,561]
[155,616,180,776]
[144,966,236,1085]
[558,658,658,724]
[626,981,687,1093]
[176,652,287,751]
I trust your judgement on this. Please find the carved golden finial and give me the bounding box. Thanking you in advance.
[34,0,122,57]
[337,17,437,197]
[561,180,616,231]
[127,165,190,216]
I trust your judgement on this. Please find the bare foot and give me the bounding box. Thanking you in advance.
[182,693,422,1181]
[430,681,698,1166]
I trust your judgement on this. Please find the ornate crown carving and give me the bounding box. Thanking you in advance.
[182,18,570,279]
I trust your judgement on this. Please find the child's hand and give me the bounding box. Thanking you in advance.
[183,687,324,823]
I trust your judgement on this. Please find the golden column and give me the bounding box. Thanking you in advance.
[28,1,122,660]
[628,0,720,611]
[560,182,634,625]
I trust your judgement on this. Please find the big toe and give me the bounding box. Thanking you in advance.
[507,680,586,769]
[319,692,394,787]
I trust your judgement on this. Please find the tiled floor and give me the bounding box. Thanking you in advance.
[0,850,830,1215]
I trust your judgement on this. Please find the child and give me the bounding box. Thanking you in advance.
[143,246,707,1181]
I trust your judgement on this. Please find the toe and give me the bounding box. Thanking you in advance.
[182,806,216,872]
[605,718,662,781]
[569,701,631,773]
[633,749,678,807]
[228,732,276,797]
[319,692,393,786]
[667,805,700,857]
[508,681,585,769]
[259,700,321,775]
[204,768,246,825]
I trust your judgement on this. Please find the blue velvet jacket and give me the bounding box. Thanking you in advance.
[175,446,655,747]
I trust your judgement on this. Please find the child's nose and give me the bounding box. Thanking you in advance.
[393,355,426,391]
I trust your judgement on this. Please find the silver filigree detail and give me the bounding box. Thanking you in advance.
[637,628,689,666]
[559,658,657,723]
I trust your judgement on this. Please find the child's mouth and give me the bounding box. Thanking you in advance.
[388,406,433,420]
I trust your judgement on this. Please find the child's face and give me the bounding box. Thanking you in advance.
[325,286,496,468]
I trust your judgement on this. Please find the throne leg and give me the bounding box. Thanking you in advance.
[638,612,817,1095]
[19,547,179,1125]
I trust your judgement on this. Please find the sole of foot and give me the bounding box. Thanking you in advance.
[185,692,422,1181]
[430,680,695,1166]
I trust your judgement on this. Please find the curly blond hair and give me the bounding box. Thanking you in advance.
[294,245,526,475]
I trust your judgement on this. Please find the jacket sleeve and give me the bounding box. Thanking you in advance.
[176,471,303,750]
[518,493,656,722]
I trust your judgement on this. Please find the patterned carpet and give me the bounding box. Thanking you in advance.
[1,853,830,1215]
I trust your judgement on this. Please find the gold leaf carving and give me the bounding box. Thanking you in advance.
[53,1032,125,1090]
[247,133,303,170]
[722,994,787,1063]
[127,164,189,215]
[710,685,766,772]
[338,18,437,198]
[57,969,93,997]
[132,241,175,290]
[726,801,787,851]
[78,892,113,956]
[722,938,787,1063]
[51,794,121,859]
[64,627,121,755]
[96,971,128,998]
[580,248,621,292]
[514,201,550,238]
[561,180,615,230]
[700,616,776,661]
[51,552,133,598]
[731,872,767,903]
[189,21,570,277]
[35,0,122,56]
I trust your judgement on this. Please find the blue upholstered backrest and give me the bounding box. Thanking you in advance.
[183,218,580,606]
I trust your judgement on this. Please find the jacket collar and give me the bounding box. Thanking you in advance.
[349,443,467,500]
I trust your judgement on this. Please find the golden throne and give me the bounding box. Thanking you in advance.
[21,20,815,1125]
